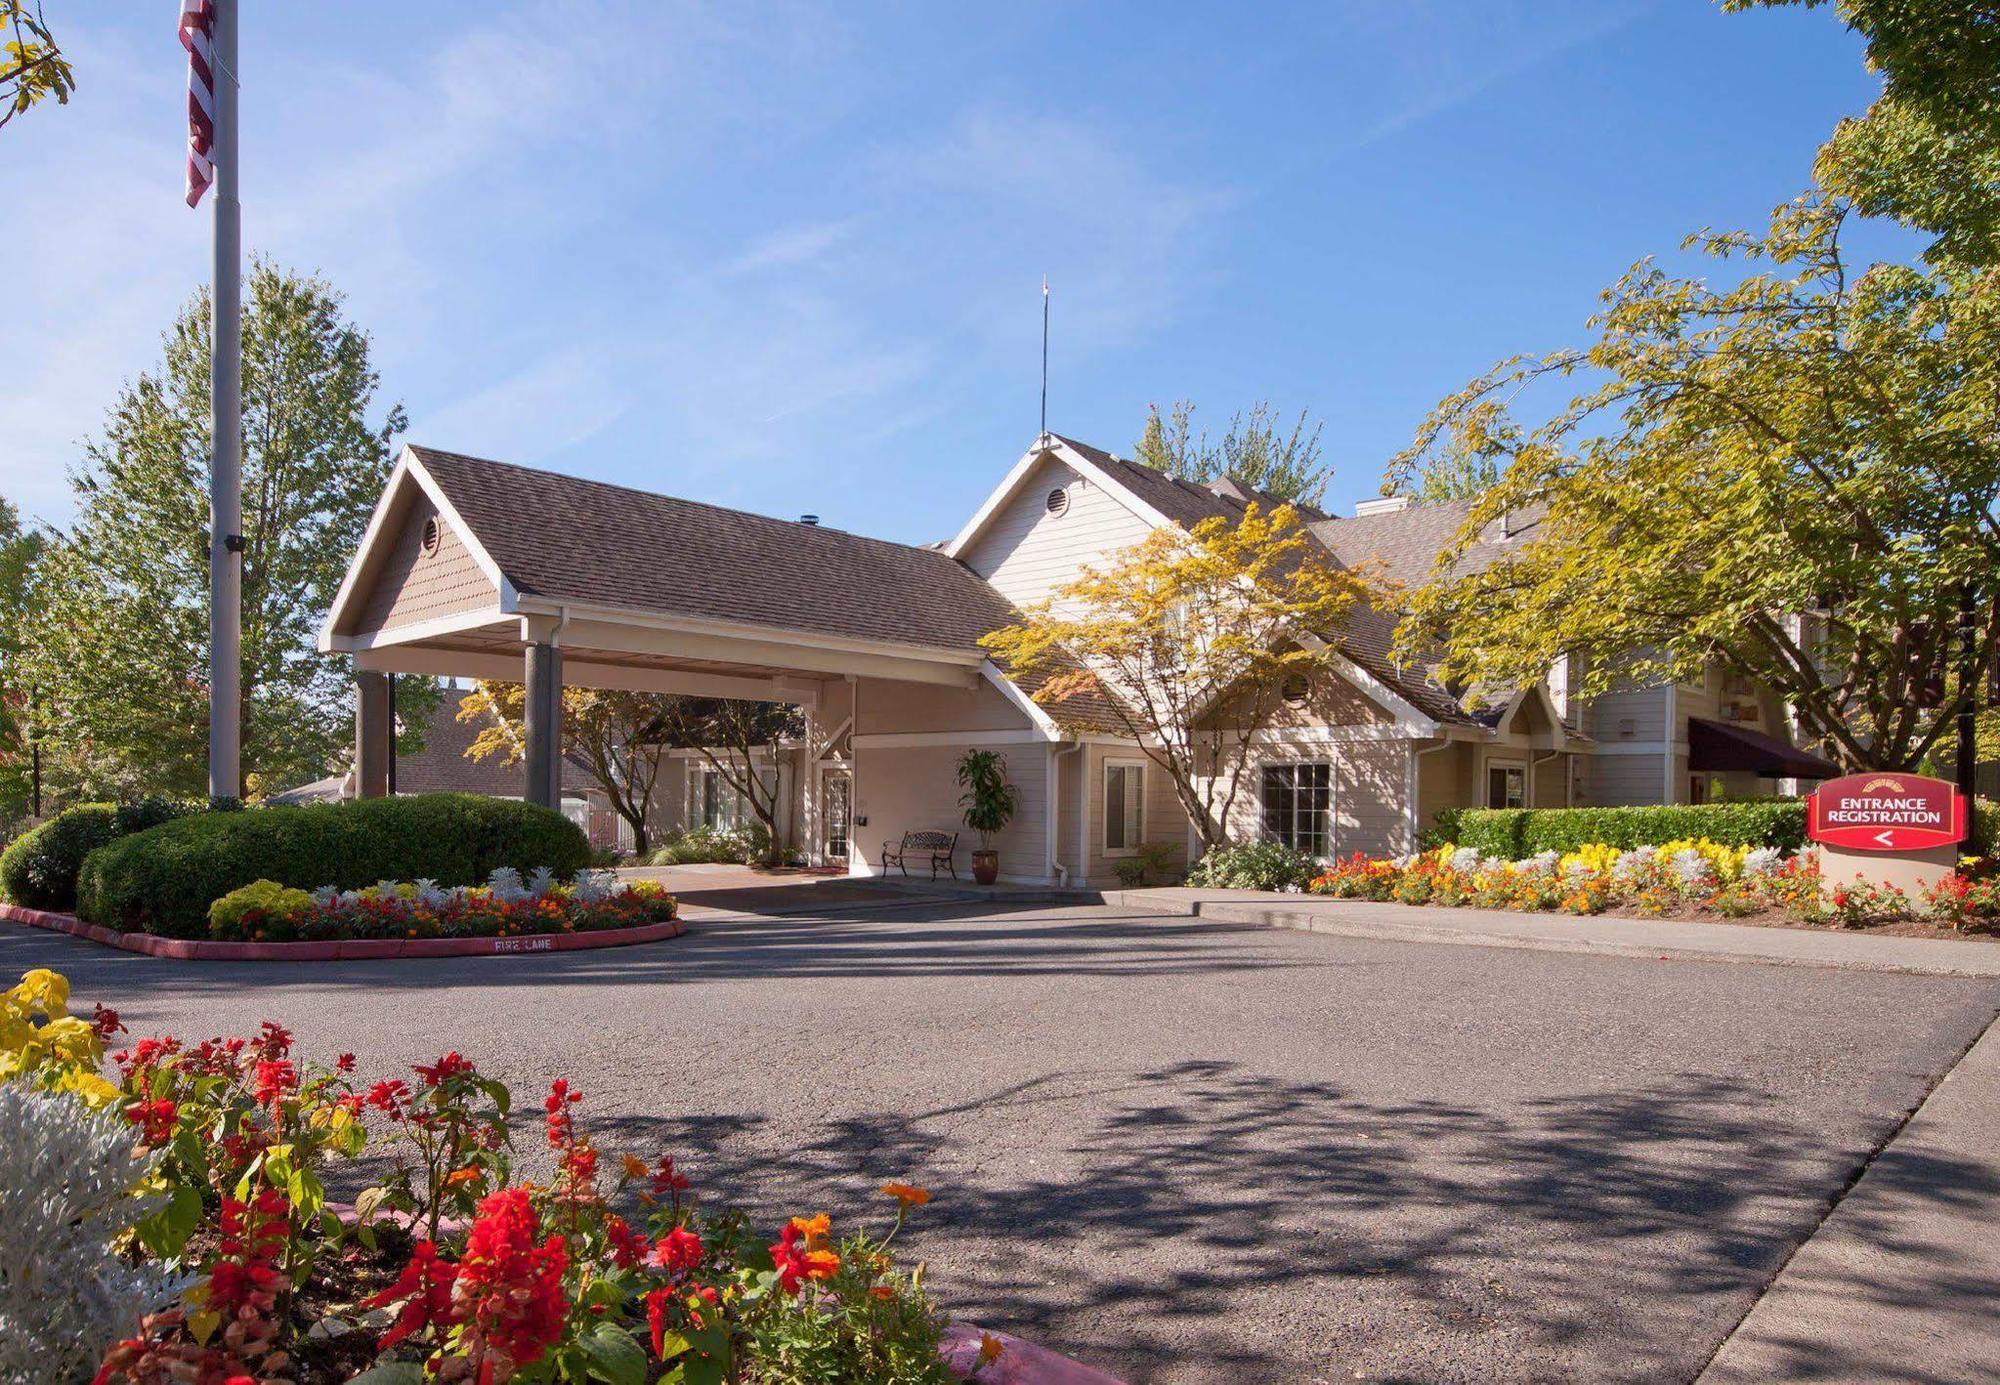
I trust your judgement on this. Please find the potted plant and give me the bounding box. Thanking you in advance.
[955,748,1020,886]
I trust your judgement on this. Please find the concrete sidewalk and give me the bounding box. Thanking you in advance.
[1102,887,2000,977]
[1698,1011,2000,1384]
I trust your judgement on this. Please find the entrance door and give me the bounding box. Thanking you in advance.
[820,769,852,866]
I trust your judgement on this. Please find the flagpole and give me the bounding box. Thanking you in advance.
[1039,274,1049,438]
[208,0,241,799]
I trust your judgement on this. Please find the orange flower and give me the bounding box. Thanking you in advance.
[879,1181,931,1209]
[803,1248,840,1280]
[978,1332,1004,1366]
[868,1284,895,1300]
[788,1212,831,1248]
[620,1154,649,1180]
[444,1166,483,1190]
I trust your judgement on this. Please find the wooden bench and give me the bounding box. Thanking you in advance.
[881,830,959,880]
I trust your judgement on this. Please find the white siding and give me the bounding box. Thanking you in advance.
[853,744,1050,883]
[960,456,1155,607]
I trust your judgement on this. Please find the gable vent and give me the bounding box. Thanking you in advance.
[420,515,443,559]
[1045,485,1071,517]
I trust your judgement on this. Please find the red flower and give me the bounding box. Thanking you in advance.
[362,1237,459,1351]
[209,1188,290,1322]
[770,1217,839,1294]
[545,1077,583,1149]
[645,1155,692,1205]
[365,1078,411,1121]
[335,1052,357,1073]
[256,1020,293,1057]
[651,1224,704,1279]
[453,1188,570,1372]
[91,1003,124,1038]
[604,1214,650,1269]
[251,1058,297,1108]
[413,1051,475,1087]
[123,1097,178,1146]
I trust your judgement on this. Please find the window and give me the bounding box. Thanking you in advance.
[688,765,751,830]
[1261,762,1331,857]
[1486,763,1526,809]
[1103,760,1144,855]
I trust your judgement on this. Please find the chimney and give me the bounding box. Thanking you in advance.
[1353,495,1412,517]
[798,514,820,526]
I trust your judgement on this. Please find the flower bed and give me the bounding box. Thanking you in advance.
[1,966,1026,1385]
[1306,840,2000,933]
[207,869,675,944]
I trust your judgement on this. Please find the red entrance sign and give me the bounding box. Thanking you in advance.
[1808,773,1967,853]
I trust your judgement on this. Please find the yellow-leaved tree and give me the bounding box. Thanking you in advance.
[981,502,1376,850]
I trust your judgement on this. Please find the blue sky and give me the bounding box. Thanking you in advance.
[5,1,1891,545]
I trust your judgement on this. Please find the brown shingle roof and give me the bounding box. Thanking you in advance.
[409,447,1133,735]
[414,447,1025,655]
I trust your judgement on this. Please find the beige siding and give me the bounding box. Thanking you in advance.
[1418,741,1475,837]
[1532,752,1568,808]
[854,676,1035,735]
[359,501,498,631]
[1078,745,1191,885]
[1587,752,1670,806]
[854,743,1051,883]
[1587,682,1670,746]
[1209,739,1412,861]
[960,456,1154,607]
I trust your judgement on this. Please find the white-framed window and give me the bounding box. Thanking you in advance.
[1485,762,1527,809]
[1261,761,1331,857]
[688,765,752,830]
[1103,759,1145,856]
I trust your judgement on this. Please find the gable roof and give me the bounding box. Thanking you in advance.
[1311,498,1535,588]
[409,446,1027,656]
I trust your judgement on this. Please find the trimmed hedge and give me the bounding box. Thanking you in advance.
[1449,795,2000,860]
[0,798,200,911]
[1454,800,1810,858]
[75,793,590,939]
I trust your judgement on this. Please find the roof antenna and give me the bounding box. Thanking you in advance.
[1039,273,1050,440]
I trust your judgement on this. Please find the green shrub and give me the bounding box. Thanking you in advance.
[1186,840,1319,892]
[1454,800,1807,858]
[1973,798,1999,856]
[207,879,314,939]
[1422,806,1467,852]
[1457,808,1530,858]
[75,793,589,938]
[644,825,763,866]
[0,798,204,912]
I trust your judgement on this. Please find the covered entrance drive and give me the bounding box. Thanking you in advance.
[320,446,1096,881]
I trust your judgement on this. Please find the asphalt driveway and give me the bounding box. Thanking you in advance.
[6,902,1996,1384]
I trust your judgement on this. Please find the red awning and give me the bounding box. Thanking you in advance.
[1687,717,1840,780]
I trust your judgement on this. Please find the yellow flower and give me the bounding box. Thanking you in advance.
[879,1181,932,1209]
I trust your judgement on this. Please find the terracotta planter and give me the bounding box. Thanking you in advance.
[971,849,1000,886]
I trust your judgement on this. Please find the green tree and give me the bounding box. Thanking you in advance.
[982,502,1374,847]
[25,262,435,799]
[1,1,72,132]
[1387,195,2000,773]
[1727,1,2000,266]
[0,498,47,819]
[1133,400,1332,504]
[458,683,678,855]
[651,697,805,865]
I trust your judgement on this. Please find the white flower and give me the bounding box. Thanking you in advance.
[1449,847,1483,873]
[1612,846,1657,881]
[1742,847,1783,878]
[1516,851,1560,877]
[1669,849,1713,887]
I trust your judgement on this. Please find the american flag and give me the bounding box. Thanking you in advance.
[178,0,216,207]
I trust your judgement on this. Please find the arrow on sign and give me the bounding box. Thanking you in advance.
[1873,829,1897,849]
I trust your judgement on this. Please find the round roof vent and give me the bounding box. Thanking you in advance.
[420,514,443,559]
[1045,485,1071,517]
[1281,673,1311,707]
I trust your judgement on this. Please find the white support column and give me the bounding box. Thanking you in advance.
[207,0,242,800]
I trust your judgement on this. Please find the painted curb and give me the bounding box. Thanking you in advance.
[0,901,684,962]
